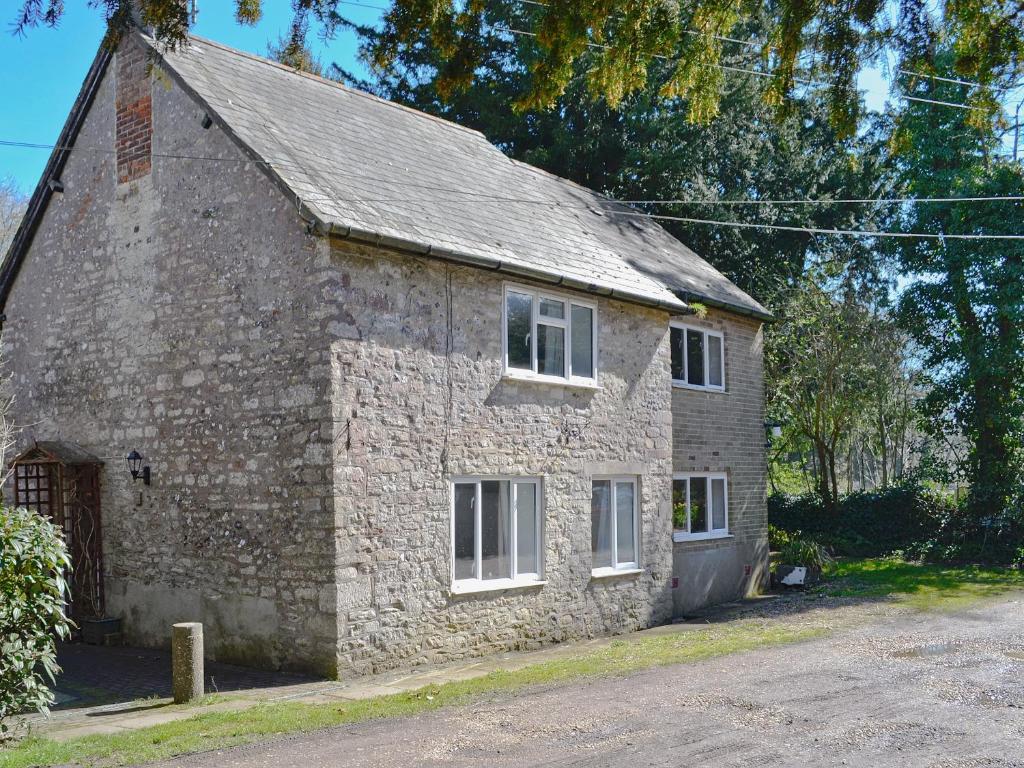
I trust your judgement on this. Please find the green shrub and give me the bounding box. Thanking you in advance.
[769,483,955,558]
[774,536,833,570]
[769,482,1024,564]
[1,506,73,740]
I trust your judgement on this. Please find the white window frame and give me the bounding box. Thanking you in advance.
[670,321,725,392]
[502,283,599,387]
[591,476,642,576]
[450,477,545,594]
[672,472,731,542]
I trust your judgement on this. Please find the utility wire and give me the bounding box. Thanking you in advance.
[4,139,1024,208]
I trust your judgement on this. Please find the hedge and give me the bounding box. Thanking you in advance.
[769,484,1024,564]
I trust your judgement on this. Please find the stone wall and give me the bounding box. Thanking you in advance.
[2,38,339,675]
[669,309,768,615]
[325,239,676,675]
[3,35,765,679]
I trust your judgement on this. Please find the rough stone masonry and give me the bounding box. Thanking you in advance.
[1,33,767,678]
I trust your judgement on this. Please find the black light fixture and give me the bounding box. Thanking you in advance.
[126,450,151,486]
[47,178,64,196]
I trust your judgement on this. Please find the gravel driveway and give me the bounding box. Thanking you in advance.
[156,593,1024,768]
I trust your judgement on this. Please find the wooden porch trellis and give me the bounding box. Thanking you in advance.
[11,442,105,622]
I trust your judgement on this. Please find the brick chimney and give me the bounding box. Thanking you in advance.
[115,35,152,184]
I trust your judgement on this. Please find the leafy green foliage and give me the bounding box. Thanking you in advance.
[769,484,956,558]
[0,506,72,740]
[766,278,901,508]
[888,49,1024,523]
[17,1,1022,134]
[774,535,834,571]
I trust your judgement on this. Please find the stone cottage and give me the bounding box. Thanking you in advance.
[0,29,771,677]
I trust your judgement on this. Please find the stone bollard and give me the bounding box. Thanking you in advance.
[171,622,204,704]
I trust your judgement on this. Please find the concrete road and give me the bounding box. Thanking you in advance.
[157,595,1024,767]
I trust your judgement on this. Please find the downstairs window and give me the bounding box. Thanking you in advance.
[452,478,542,592]
[591,477,640,574]
[673,473,729,541]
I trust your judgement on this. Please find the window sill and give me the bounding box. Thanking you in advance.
[671,381,727,394]
[673,532,733,543]
[450,578,547,596]
[590,567,644,579]
[502,371,600,390]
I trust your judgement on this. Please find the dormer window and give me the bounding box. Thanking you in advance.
[670,322,724,391]
[503,284,597,385]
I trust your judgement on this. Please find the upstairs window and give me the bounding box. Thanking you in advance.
[504,285,597,384]
[452,478,543,592]
[673,473,729,541]
[670,323,724,390]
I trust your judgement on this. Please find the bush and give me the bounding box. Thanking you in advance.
[775,536,834,570]
[1,506,73,740]
[769,482,1022,565]
[769,483,951,557]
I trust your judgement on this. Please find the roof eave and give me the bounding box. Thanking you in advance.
[326,222,691,315]
[674,291,774,323]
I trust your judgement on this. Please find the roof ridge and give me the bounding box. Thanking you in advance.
[160,33,490,142]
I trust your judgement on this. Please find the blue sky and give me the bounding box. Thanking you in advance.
[0,3,892,196]
[0,2,384,194]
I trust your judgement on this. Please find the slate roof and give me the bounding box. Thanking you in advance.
[0,32,769,319]
[154,35,769,319]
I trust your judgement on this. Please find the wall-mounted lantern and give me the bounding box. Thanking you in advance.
[126,450,151,486]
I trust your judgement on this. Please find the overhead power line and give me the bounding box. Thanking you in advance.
[5,137,1024,208]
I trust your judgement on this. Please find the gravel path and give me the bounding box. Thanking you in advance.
[154,593,1024,768]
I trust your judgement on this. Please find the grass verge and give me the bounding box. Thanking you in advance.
[4,557,1022,767]
[1,622,822,768]
[822,557,1024,610]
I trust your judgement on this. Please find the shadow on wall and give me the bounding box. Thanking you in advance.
[672,538,769,616]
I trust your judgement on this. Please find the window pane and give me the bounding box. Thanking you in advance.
[672,478,688,530]
[690,477,708,533]
[711,478,727,530]
[708,335,723,387]
[670,326,685,381]
[570,305,594,379]
[686,329,705,386]
[537,324,565,376]
[480,481,512,580]
[506,292,533,370]
[454,484,476,580]
[539,298,565,319]
[615,482,637,565]
[515,482,538,575]
[591,480,613,568]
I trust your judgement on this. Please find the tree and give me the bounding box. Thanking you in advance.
[767,277,890,509]
[266,30,326,75]
[340,1,890,303]
[14,0,1024,134]
[889,50,1024,523]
